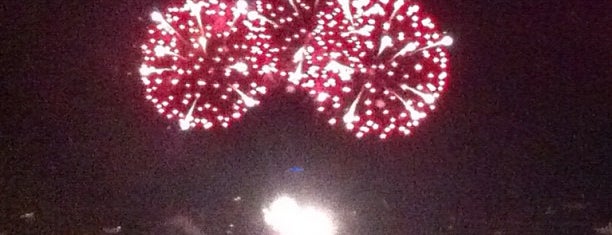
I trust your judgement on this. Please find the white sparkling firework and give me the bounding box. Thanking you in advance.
[263,196,336,235]
[299,0,453,139]
[140,0,277,129]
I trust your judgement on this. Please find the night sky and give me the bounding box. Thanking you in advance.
[1,0,611,234]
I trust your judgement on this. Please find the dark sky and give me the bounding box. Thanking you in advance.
[1,0,611,234]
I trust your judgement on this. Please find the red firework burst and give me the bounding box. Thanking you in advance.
[140,0,277,130]
[295,0,453,139]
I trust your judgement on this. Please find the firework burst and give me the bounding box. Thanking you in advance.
[295,0,453,139]
[140,0,277,130]
[139,0,453,138]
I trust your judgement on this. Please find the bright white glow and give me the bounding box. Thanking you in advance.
[407,5,420,16]
[179,119,191,130]
[338,0,353,23]
[151,11,178,35]
[179,99,198,130]
[324,61,354,81]
[198,37,207,52]
[393,41,419,59]
[390,0,405,19]
[414,64,423,71]
[378,35,393,55]
[393,92,426,120]
[139,65,165,76]
[440,35,454,46]
[151,11,164,22]
[154,45,170,57]
[342,24,375,37]
[293,46,306,63]
[185,0,204,16]
[263,196,335,235]
[246,11,278,26]
[287,0,299,14]
[233,87,259,107]
[401,84,435,104]
[316,92,330,102]
[230,62,248,73]
[362,3,384,16]
[236,0,248,13]
[102,226,122,234]
[343,89,364,124]
[288,61,304,84]
[20,212,35,220]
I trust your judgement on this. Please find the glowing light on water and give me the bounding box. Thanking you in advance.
[263,196,335,235]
